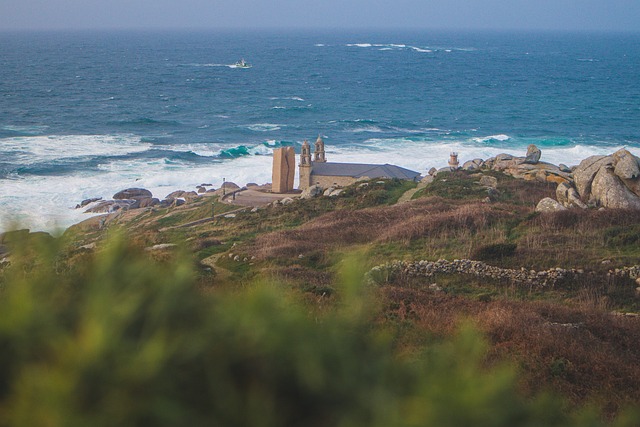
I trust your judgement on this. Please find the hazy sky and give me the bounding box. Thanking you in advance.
[1,0,639,32]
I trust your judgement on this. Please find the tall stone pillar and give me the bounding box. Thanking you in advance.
[272,147,295,193]
[299,140,313,190]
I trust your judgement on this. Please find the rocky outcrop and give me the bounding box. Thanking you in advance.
[591,166,640,209]
[459,146,571,185]
[300,184,324,199]
[478,175,498,189]
[572,156,612,199]
[451,147,640,211]
[556,182,587,209]
[523,144,542,164]
[138,197,160,208]
[85,200,137,213]
[222,181,240,191]
[76,197,102,208]
[571,149,640,209]
[535,197,567,213]
[158,198,185,208]
[82,188,162,213]
[462,158,484,171]
[113,188,152,200]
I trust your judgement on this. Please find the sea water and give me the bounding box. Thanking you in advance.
[1,30,639,232]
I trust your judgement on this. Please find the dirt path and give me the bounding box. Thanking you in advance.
[200,253,233,283]
[397,181,429,204]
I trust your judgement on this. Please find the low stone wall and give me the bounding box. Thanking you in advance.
[367,258,640,289]
[366,259,580,288]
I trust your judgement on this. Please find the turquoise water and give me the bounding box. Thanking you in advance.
[1,30,639,230]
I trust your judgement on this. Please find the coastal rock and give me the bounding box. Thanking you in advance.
[158,198,185,208]
[462,158,484,171]
[113,188,152,200]
[572,150,640,209]
[420,175,434,185]
[76,197,102,208]
[556,182,587,209]
[490,154,522,172]
[558,164,572,173]
[222,181,240,191]
[573,155,613,199]
[182,191,199,201]
[613,149,640,180]
[590,166,640,209]
[166,190,199,201]
[535,197,567,213]
[478,175,498,189]
[301,184,324,199]
[85,200,135,213]
[492,158,572,185]
[523,144,542,164]
[138,197,160,208]
[166,190,185,199]
[428,167,437,176]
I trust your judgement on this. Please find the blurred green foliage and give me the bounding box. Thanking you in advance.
[0,236,635,427]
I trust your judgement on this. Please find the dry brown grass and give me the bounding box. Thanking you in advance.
[380,285,640,418]
[530,208,640,233]
[251,197,521,260]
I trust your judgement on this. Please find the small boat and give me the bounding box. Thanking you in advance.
[234,59,252,69]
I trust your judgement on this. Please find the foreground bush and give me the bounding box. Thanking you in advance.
[0,237,636,426]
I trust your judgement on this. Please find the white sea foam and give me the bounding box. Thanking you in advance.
[0,149,276,233]
[473,134,511,143]
[0,134,150,164]
[410,47,432,53]
[245,123,282,132]
[345,43,435,53]
[2,125,49,135]
[328,138,640,177]
[269,96,304,102]
[183,63,247,69]
[349,126,384,133]
[3,133,639,233]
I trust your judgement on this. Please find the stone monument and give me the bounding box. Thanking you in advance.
[272,147,295,193]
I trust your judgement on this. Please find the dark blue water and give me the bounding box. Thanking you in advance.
[0,30,639,230]
[2,30,639,145]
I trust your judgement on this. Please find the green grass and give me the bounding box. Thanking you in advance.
[414,171,489,200]
[4,235,627,426]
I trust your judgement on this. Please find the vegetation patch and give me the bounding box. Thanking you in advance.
[472,242,518,261]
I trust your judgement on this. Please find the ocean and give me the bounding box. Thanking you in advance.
[1,30,639,232]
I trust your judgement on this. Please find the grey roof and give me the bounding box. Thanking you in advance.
[311,162,420,180]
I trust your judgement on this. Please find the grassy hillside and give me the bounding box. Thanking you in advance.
[3,170,640,423]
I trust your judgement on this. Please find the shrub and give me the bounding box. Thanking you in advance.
[0,235,634,426]
[472,242,518,261]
